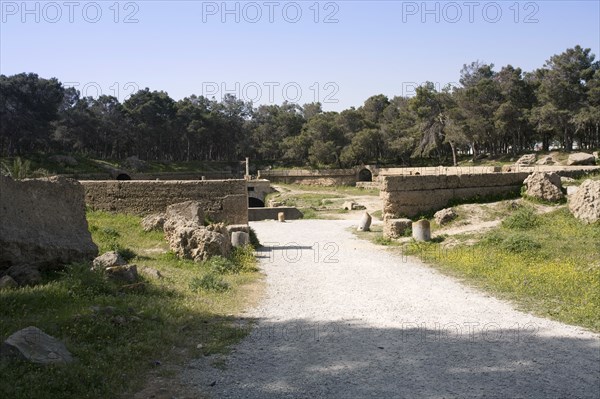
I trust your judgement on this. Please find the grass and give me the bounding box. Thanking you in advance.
[299,208,319,219]
[371,210,383,220]
[275,183,379,196]
[0,154,117,176]
[573,171,600,185]
[0,211,261,399]
[403,207,600,332]
[0,154,242,176]
[352,225,402,247]
[276,193,339,208]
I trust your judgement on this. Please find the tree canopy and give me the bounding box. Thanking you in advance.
[1,46,598,167]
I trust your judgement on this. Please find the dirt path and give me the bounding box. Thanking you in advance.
[182,219,599,398]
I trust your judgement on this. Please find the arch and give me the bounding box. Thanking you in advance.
[248,197,265,208]
[116,173,131,181]
[358,168,373,182]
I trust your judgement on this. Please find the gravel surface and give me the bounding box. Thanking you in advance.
[183,219,600,398]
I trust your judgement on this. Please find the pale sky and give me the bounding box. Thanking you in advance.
[1,1,599,110]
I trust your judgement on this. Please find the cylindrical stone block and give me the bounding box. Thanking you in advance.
[412,219,431,242]
[357,212,372,232]
[278,212,285,222]
[231,231,249,247]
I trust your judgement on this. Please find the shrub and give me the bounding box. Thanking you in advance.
[190,273,229,292]
[208,256,240,274]
[502,206,540,230]
[117,247,137,262]
[60,263,117,297]
[248,227,261,249]
[231,245,259,272]
[500,233,541,253]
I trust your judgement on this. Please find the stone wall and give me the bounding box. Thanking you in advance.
[377,165,599,180]
[257,169,358,186]
[381,172,530,218]
[81,180,248,224]
[247,179,273,206]
[0,176,98,271]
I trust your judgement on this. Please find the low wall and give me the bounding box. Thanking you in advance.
[258,169,358,186]
[377,165,600,179]
[81,180,248,224]
[66,171,235,180]
[381,172,530,218]
[248,207,303,221]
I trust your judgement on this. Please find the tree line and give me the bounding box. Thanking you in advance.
[1,45,598,167]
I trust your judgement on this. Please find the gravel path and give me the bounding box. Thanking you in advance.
[184,219,600,398]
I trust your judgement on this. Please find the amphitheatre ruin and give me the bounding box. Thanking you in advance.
[1,150,600,398]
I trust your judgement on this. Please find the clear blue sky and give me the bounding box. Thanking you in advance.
[1,1,598,111]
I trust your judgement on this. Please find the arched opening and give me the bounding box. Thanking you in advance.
[248,197,265,208]
[358,168,372,182]
[116,173,131,181]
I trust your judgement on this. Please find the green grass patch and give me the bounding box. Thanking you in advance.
[371,210,383,220]
[299,208,319,219]
[0,211,261,399]
[404,208,600,331]
[275,183,379,196]
[501,206,540,229]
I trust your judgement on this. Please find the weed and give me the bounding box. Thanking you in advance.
[231,245,259,273]
[502,206,540,229]
[248,227,261,249]
[190,273,230,292]
[300,208,319,219]
[0,157,31,179]
[208,256,240,275]
[374,235,393,246]
[500,233,541,253]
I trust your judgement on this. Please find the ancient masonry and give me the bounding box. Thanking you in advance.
[0,176,98,271]
[81,180,248,224]
[381,172,531,218]
[257,168,367,186]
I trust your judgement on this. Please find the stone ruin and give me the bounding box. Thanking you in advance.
[0,175,98,287]
[143,200,252,263]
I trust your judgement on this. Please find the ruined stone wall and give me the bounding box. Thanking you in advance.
[377,165,600,179]
[247,179,273,204]
[81,180,248,224]
[0,176,98,271]
[381,172,530,218]
[257,169,357,186]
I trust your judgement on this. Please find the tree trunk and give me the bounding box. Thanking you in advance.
[449,141,458,166]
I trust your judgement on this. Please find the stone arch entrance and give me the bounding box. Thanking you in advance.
[358,168,373,182]
[248,197,265,207]
[116,173,131,181]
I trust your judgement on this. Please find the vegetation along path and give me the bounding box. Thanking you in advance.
[183,219,599,398]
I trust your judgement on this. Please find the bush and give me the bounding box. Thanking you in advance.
[500,233,541,253]
[231,245,259,272]
[60,263,117,297]
[117,247,137,262]
[248,227,261,249]
[208,256,240,274]
[190,273,229,292]
[502,206,540,230]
